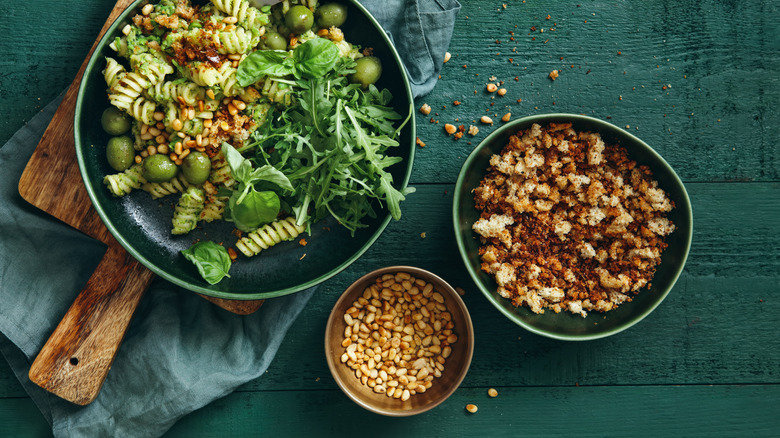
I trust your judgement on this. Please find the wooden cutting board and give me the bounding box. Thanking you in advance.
[18,0,263,406]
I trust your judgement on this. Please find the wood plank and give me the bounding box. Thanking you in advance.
[160,385,780,437]
[234,181,779,391]
[0,182,777,398]
[2,385,777,437]
[0,0,117,146]
[0,398,53,438]
[411,0,780,184]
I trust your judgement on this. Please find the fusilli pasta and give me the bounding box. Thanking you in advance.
[172,186,205,235]
[104,164,147,197]
[235,217,307,257]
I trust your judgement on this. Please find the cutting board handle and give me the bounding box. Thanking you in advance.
[29,243,154,406]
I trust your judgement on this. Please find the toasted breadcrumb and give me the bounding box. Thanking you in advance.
[472,123,675,317]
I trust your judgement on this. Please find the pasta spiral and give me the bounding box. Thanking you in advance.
[199,180,229,222]
[142,173,191,199]
[261,78,294,106]
[108,72,151,111]
[213,27,256,54]
[208,151,235,188]
[235,217,306,257]
[147,80,205,106]
[103,164,147,197]
[103,57,126,89]
[129,53,173,85]
[216,62,245,97]
[125,96,159,126]
[211,0,269,28]
[172,186,205,235]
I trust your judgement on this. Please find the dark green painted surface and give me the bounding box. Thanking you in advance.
[1,0,778,436]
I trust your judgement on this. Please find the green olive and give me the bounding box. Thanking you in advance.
[106,136,135,171]
[315,3,347,28]
[263,31,288,51]
[285,5,314,34]
[142,154,179,183]
[181,151,211,185]
[350,56,382,88]
[101,107,130,135]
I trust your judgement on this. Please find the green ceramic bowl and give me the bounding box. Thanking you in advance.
[453,114,692,340]
[74,0,415,300]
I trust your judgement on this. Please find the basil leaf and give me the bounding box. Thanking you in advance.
[237,50,294,86]
[230,188,280,232]
[182,241,232,285]
[222,142,253,183]
[250,164,294,191]
[294,38,340,79]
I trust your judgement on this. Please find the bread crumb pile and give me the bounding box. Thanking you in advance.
[472,123,675,317]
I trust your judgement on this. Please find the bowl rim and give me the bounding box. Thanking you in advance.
[452,113,693,341]
[324,265,475,416]
[73,0,417,300]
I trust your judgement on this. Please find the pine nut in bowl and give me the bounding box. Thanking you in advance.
[325,266,474,416]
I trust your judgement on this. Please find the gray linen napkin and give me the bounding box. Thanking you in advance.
[0,1,460,436]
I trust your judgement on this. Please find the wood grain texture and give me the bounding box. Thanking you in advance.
[15,0,261,406]
[161,386,780,437]
[0,0,778,435]
[28,245,153,406]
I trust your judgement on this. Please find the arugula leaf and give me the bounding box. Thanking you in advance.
[182,241,231,285]
[237,50,294,86]
[243,62,414,236]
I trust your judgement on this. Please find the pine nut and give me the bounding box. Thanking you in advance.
[486,83,498,93]
[338,273,460,403]
[223,16,238,24]
[466,404,478,413]
[488,388,498,397]
[481,116,494,124]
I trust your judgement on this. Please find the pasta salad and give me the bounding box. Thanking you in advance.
[99,0,413,284]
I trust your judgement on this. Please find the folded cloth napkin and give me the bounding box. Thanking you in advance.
[0,1,460,437]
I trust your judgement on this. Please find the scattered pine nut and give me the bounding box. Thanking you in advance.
[488,388,498,397]
[497,88,507,96]
[480,116,493,125]
[444,123,457,135]
[443,51,451,63]
[466,404,478,413]
[486,83,498,93]
[501,113,511,122]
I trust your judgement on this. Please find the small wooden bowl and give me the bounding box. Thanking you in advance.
[325,266,474,416]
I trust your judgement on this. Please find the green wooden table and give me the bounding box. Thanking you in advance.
[2,0,779,436]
